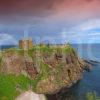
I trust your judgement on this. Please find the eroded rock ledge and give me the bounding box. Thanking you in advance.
[0,45,89,98]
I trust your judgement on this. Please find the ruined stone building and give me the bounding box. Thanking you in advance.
[19,39,33,49]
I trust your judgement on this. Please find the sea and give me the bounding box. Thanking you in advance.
[0,44,100,100]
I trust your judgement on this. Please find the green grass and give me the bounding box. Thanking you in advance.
[0,74,31,100]
[0,53,3,71]
[39,62,51,80]
[63,46,75,54]
[1,44,75,57]
[31,62,51,91]
[87,92,100,100]
[0,62,52,99]
[55,64,63,84]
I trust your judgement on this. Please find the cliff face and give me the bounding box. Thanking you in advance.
[1,52,37,78]
[0,45,86,97]
[35,50,84,94]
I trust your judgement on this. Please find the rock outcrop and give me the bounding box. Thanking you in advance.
[35,51,84,94]
[0,45,88,95]
[1,51,38,78]
[16,91,47,100]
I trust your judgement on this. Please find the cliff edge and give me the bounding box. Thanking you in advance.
[0,44,87,99]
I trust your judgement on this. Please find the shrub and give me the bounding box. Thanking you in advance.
[86,92,100,100]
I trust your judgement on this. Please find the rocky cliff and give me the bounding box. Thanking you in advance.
[0,45,87,99]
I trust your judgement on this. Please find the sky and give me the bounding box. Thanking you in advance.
[0,0,100,45]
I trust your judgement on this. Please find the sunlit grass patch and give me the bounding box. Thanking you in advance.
[0,74,31,99]
[86,92,100,100]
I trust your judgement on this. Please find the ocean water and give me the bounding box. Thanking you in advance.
[71,44,100,100]
[0,45,17,50]
[72,44,100,61]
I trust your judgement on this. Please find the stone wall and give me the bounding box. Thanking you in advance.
[19,39,33,49]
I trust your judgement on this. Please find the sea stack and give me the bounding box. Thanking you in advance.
[19,39,33,50]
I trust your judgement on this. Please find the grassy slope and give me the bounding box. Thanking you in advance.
[0,44,75,99]
[0,74,30,100]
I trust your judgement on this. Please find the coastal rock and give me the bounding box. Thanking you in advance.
[1,51,38,78]
[16,91,47,100]
[0,46,87,95]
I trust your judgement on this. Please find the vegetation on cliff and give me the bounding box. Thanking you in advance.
[87,92,100,100]
[0,44,85,99]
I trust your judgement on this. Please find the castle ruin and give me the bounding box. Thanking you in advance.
[19,39,33,50]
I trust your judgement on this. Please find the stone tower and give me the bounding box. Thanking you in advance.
[19,39,33,50]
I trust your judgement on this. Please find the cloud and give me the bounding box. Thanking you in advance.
[59,30,100,43]
[68,19,100,34]
[0,33,17,45]
[0,0,56,23]
[0,0,64,16]
[55,19,100,43]
[0,0,100,23]
[0,0,100,44]
[77,19,100,31]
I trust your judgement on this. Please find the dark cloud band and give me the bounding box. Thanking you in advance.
[0,0,64,16]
